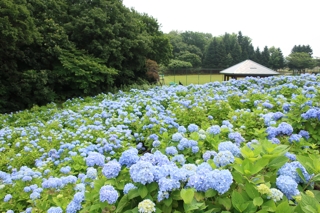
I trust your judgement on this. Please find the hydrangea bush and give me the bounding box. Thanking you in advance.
[1,74,320,212]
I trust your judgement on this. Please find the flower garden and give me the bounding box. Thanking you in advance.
[1,74,320,213]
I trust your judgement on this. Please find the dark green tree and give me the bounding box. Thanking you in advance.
[260,46,270,67]
[254,47,262,64]
[286,52,315,74]
[269,47,285,70]
[230,41,242,65]
[177,51,202,67]
[203,38,219,68]
[291,45,313,57]
[0,0,42,112]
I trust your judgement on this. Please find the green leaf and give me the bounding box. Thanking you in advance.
[115,195,128,213]
[261,200,276,211]
[205,189,217,198]
[300,193,320,211]
[147,182,158,193]
[245,183,259,199]
[163,197,172,207]
[296,168,307,183]
[253,197,263,206]
[180,188,194,204]
[218,197,231,210]
[268,156,288,170]
[275,201,292,213]
[250,158,269,175]
[232,191,249,212]
[128,188,140,199]
[232,170,244,183]
[138,185,148,198]
[90,204,101,212]
[171,190,182,200]
[296,155,316,174]
[194,192,205,201]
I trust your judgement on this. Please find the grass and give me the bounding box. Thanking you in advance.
[162,74,224,85]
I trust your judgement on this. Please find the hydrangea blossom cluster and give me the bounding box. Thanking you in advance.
[213,151,235,167]
[123,183,137,194]
[218,141,241,157]
[138,199,156,213]
[119,148,139,167]
[202,150,217,161]
[228,132,245,145]
[102,160,121,179]
[85,152,105,167]
[278,161,311,183]
[47,207,63,213]
[276,175,300,199]
[99,185,118,204]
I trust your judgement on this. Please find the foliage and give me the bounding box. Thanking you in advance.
[167,60,193,70]
[1,74,320,212]
[286,52,316,74]
[0,0,171,113]
[291,45,313,57]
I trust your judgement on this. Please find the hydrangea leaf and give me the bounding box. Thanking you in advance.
[180,188,194,204]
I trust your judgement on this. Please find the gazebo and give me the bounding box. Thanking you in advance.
[220,60,279,81]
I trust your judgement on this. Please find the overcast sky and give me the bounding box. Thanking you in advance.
[122,0,319,58]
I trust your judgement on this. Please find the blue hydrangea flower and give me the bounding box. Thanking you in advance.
[209,169,233,194]
[202,150,217,161]
[85,152,105,167]
[177,126,187,133]
[74,183,86,192]
[172,133,183,142]
[270,138,280,144]
[123,183,137,194]
[285,152,296,161]
[42,177,62,189]
[213,151,234,167]
[119,148,139,167]
[171,154,186,165]
[60,166,71,174]
[301,108,319,120]
[130,161,155,185]
[187,124,199,132]
[262,102,273,109]
[266,127,279,139]
[289,134,302,143]
[158,177,180,192]
[276,175,299,199]
[152,140,161,147]
[277,122,293,136]
[4,194,12,202]
[191,146,199,153]
[30,192,41,200]
[228,132,245,145]
[66,201,81,213]
[298,130,310,139]
[278,161,310,183]
[102,160,121,178]
[207,125,221,135]
[218,141,241,157]
[165,146,178,156]
[86,167,97,179]
[47,207,63,213]
[99,185,118,204]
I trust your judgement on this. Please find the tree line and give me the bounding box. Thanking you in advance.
[165,31,318,73]
[1,0,319,113]
[0,0,172,113]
